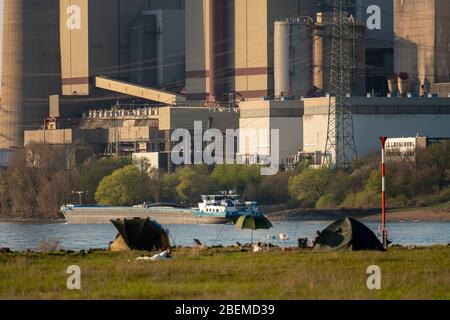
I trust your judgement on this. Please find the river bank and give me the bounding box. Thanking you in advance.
[0,246,448,299]
[264,205,450,222]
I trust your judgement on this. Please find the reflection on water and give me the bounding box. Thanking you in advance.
[0,221,449,251]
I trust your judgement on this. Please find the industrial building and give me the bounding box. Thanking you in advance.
[303,96,450,164]
[2,0,450,173]
[356,0,394,96]
[312,12,366,96]
[0,0,186,150]
[0,0,61,149]
[60,0,185,95]
[185,0,323,102]
[274,17,314,98]
[24,103,239,172]
[238,99,303,165]
[394,0,450,96]
[385,136,450,161]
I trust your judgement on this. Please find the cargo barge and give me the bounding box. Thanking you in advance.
[61,191,263,225]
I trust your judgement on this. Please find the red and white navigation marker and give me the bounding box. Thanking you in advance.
[379,137,388,249]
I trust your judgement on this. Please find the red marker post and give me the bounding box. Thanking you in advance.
[379,137,388,249]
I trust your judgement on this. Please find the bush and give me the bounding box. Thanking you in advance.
[341,191,380,209]
[80,156,132,203]
[288,167,334,207]
[255,171,294,204]
[211,165,261,192]
[95,165,151,206]
[316,194,340,209]
[175,165,215,205]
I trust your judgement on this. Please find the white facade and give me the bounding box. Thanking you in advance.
[385,137,417,160]
[238,100,304,164]
[303,97,450,163]
[132,152,161,172]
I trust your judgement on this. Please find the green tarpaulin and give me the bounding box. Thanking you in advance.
[235,215,273,230]
[313,217,385,252]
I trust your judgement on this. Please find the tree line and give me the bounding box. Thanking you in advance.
[1,141,449,220]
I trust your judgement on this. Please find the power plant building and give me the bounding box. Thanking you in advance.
[303,97,450,164]
[274,18,314,98]
[61,0,185,94]
[356,0,394,96]
[312,12,366,96]
[394,0,450,95]
[185,0,322,102]
[0,0,61,149]
[0,0,186,149]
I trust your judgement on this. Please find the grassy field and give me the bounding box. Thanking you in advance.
[0,247,449,300]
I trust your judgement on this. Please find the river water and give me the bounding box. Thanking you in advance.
[0,221,449,251]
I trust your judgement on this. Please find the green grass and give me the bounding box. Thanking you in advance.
[0,247,449,300]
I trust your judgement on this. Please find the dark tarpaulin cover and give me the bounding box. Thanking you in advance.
[110,218,169,251]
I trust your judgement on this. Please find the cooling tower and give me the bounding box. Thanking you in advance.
[0,0,61,148]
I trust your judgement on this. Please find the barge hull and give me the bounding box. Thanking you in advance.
[62,207,230,225]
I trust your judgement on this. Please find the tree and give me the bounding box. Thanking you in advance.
[161,171,181,203]
[0,171,10,216]
[211,165,261,192]
[80,156,132,203]
[175,165,215,205]
[256,171,294,204]
[288,167,334,207]
[2,143,82,219]
[365,170,382,195]
[95,165,151,206]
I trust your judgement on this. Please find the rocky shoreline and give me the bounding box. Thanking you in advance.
[265,208,380,221]
[265,207,450,222]
[0,217,64,224]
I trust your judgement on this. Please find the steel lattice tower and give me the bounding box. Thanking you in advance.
[324,0,357,169]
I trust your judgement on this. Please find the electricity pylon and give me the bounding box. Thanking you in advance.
[324,0,357,169]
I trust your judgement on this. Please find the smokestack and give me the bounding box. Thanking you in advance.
[0,0,60,148]
[208,0,226,103]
